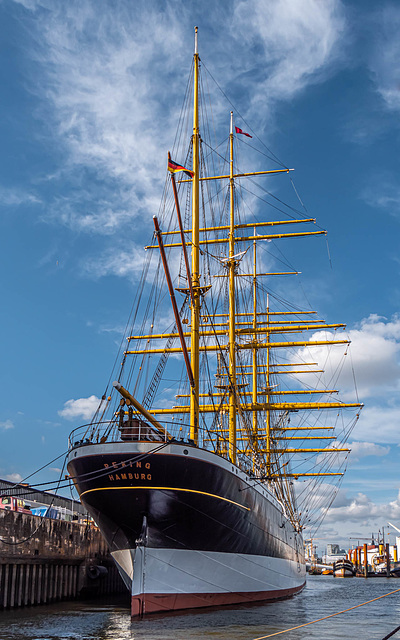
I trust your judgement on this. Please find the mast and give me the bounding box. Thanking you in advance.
[265,293,271,476]
[190,26,200,444]
[252,229,258,468]
[228,111,237,462]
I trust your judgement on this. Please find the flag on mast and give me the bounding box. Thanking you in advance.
[235,126,252,138]
[168,157,194,178]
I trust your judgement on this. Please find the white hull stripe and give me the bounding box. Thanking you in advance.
[130,547,304,595]
[128,547,305,616]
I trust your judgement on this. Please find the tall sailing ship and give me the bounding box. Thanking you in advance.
[67,29,362,617]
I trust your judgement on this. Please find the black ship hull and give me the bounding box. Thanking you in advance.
[67,440,305,616]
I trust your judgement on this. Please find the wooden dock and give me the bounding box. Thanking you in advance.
[0,509,125,609]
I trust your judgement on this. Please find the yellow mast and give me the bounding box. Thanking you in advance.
[228,111,237,462]
[190,26,200,443]
[124,38,362,486]
[252,229,258,468]
[265,293,271,476]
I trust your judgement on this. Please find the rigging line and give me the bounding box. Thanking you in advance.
[201,298,242,421]
[129,257,168,396]
[0,456,67,546]
[199,180,228,210]
[155,524,298,592]
[0,450,71,497]
[201,62,222,166]
[235,135,288,166]
[201,139,232,167]
[170,59,194,159]
[198,359,219,452]
[154,453,286,546]
[256,251,298,277]
[326,235,333,269]
[312,471,347,535]
[119,250,155,387]
[202,137,230,161]
[382,624,400,640]
[21,441,175,495]
[257,238,299,274]
[299,459,340,515]
[14,441,175,497]
[88,244,155,433]
[201,61,288,169]
[243,179,309,220]
[239,182,304,221]
[289,176,308,213]
[200,146,213,286]
[202,139,288,216]
[305,452,349,515]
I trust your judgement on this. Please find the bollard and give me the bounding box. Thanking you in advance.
[386,543,391,577]
[363,543,368,577]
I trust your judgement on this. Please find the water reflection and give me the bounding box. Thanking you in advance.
[0,577,399,640]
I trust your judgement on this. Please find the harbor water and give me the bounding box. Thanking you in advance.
[0,575,399,640]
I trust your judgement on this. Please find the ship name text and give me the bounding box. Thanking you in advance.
[104,461,152,482]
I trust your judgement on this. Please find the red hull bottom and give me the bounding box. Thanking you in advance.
[131,582,306,617]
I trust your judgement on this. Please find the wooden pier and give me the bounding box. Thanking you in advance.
[0,509,125,610]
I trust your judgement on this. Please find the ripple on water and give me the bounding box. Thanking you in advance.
[0,578,399,640]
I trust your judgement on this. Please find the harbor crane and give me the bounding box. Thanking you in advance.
[388,522,400,535]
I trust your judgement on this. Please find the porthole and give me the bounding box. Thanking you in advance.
[183,449,189,455]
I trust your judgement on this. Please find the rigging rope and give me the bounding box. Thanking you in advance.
[201,60,288,170]
[0,456,68,546]
[251,588,400,640]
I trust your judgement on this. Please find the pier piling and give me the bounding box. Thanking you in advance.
[363,543,368,577]
[386,543,391,577]
[0,510,125,610]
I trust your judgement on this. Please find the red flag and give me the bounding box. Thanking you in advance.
[168,157,194,178]
[235,126,252,138]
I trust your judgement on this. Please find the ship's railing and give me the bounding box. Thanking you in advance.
[67,419,190,449]
[67,419,257,476]
[67,420,284,510]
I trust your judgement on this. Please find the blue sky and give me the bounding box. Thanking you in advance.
[1,0,400,548]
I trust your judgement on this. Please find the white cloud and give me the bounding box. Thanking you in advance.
[12,0,348,247]
[231,0,346,119]
[344,316,400,398]
[27,2,187,229]
[0,420,15,430]
[44,195,137,236]
[322,488,400,525]
[356,406,400,445]
[4,473,22,483]
[0,187,40,207]
[349,441,390,461]
[362,179,400,217]
[82,245,150,281]
[302,486,400,545]
[58,395,102,421]
[10,0,40,9]
[291,313,400,400]
[368,5,400,112]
